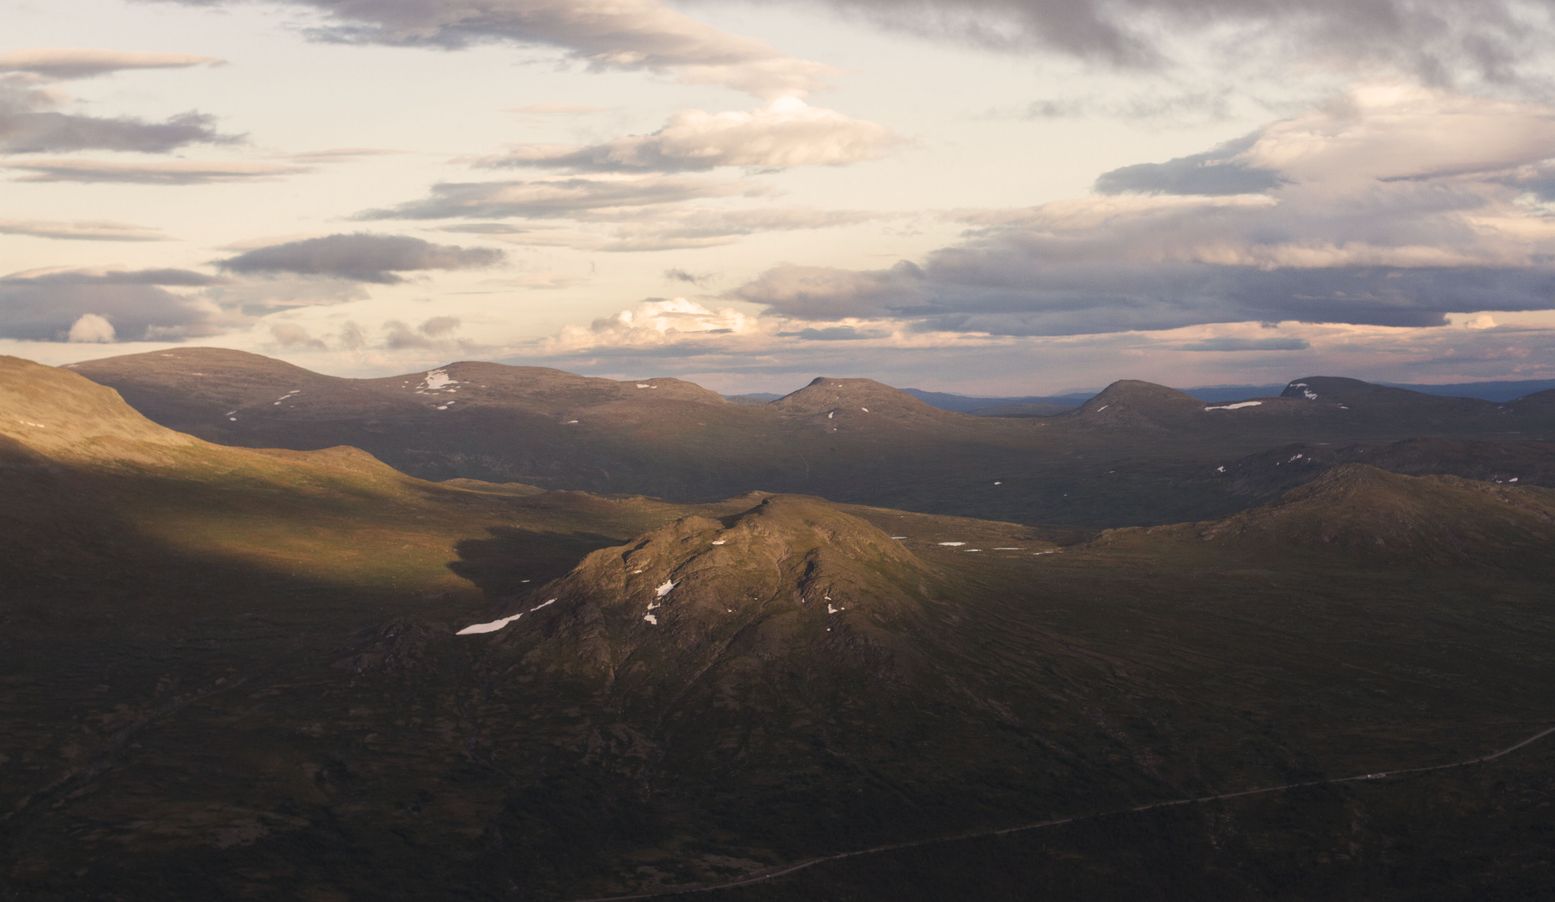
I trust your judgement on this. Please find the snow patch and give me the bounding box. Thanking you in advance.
[1205,401,1262,411]
[937,541,967,547]
[643,612,659,626]
[827,603,844,615]
[457,613,524,636]
[655,579,676,599]
[420,369,458,392]
[1096,405,1109,412]
[1216,465,1227,473]
[860,407,869,413]
[711,539,726,546]
[456,597,559,636]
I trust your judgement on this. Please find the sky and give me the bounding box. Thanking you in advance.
[4,0,1555,394]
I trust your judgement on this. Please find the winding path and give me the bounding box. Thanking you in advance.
[574,724,1555,901]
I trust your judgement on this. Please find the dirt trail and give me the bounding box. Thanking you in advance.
[574,724,1555,901]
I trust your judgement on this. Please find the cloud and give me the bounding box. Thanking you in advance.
[383,316,467,349]
[597,207,885,251]
[1094,134,1286,196]
[218,233,505,283]
[9,266,221,287]
[545,297,755,353]
[0,266,223,341]
[360,175,750,220]
[777,325,891,341]
[420,315,461,336]
[486,97,897,172]
[664,267,711,286]
[146,0,834,97]
[4,158,307,183]
[0,80,237,153]
[0,218,167,241]
[269,321,327,350]
[336,321,368,351]
[784,0,1555,89]
[1011,87,1235,124]
[737,86,1555,336]
[1178,336,1312,352]
[0,48,223,79]
[66,313,117,343]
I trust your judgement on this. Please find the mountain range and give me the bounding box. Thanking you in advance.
[67,348,1555,528]
[3,351,1554,899]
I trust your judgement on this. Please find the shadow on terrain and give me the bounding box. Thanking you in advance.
[448,526,621,601]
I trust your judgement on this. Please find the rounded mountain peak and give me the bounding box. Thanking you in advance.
[1074,379,1203,423]
[772,377,941,419]
[470,495,938,687]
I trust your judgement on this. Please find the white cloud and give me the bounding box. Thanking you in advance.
[487,97,898,172]
[0,48,223,79]
[0,218,167,242]
[546,298,755,353]
[151,0,835,97]
[5,158,307,184]
[66,313,116,343]
[738,85,1555,335]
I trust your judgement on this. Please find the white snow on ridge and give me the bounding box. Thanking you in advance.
[643,612,659,625]
[656,579,677,598]
[1205,401,1262,411]
[457,613,524,636]
[937,541,967,547]
[827,603,844,615]
[1096,405,1110,412]
[419,369,459,393]
[711,539,727,546]
[456,598,558,636]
